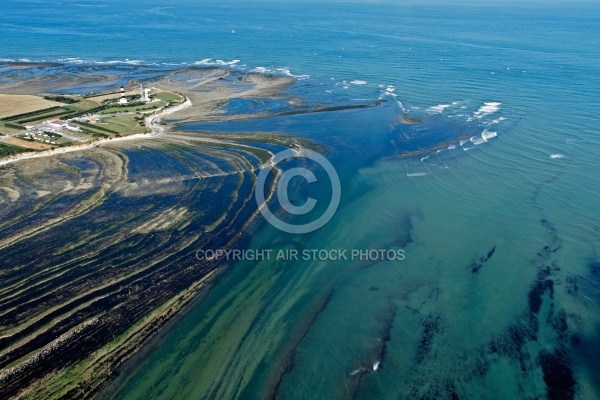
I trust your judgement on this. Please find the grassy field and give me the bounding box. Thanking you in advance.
[100,114,149,135]
[153,91,183,103]
[67,99,103,111]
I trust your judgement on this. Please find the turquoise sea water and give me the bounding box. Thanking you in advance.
[2,1,600,399]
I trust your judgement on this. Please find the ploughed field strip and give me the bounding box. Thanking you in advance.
[0,141,275,399]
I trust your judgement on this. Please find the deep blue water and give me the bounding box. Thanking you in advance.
[2,1,600,399]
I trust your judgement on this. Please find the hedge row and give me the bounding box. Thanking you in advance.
[0,143,34,157]
[43,95,79,104]
[16,110,75,124]
[2,122,26,130]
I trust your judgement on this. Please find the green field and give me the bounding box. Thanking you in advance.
[101,114,149,135]
[152,92,183,103]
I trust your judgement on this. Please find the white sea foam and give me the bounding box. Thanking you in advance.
[349,367,367,376]
[277,68,293,76]
[250,66,309,79]
[470,136,487,145]
[1,58,312,82]
[96,59,143,65]
[428,104,451,114]
[459,139,468,146]
[276,68,310,79]
[397,101,408,113]
[550,154,565,159]
[407,172,428,177]
[57,57,85,64]
[448,144,457,150]
[380,85,397,100]
[488,117,507,125]
[373,361,381,371]
[160,62,187,67]
[350,80,367,85]
[482,129,498,141]
[195,58,241,67]
[473,102,502,119]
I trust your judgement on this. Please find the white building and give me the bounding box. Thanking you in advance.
[65,124,81,132]
[140,84,152,102]
[46,119,65,129]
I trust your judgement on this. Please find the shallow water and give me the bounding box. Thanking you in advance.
[2,1,600,399]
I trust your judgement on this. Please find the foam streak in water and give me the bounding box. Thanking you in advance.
[473,102,501,119]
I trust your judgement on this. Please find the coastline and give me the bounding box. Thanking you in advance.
[0,69,298,399]
[95,266,226,400]
[3,2,600,398]
[0,97,193,167]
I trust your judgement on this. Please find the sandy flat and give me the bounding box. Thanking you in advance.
[1,137,52,150]
[159,72,295,123]
[0,94,62,119]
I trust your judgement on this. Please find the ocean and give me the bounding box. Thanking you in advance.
[1,0,599,399]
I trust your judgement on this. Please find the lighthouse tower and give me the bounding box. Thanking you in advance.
[139,84,151,102]
[119,85,128,104]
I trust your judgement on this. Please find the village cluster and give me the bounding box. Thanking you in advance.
[15,85,155,146]
[19,114,100,145]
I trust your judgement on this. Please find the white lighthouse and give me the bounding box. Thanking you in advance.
[140,84,151,102]
[119,85,128,104]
